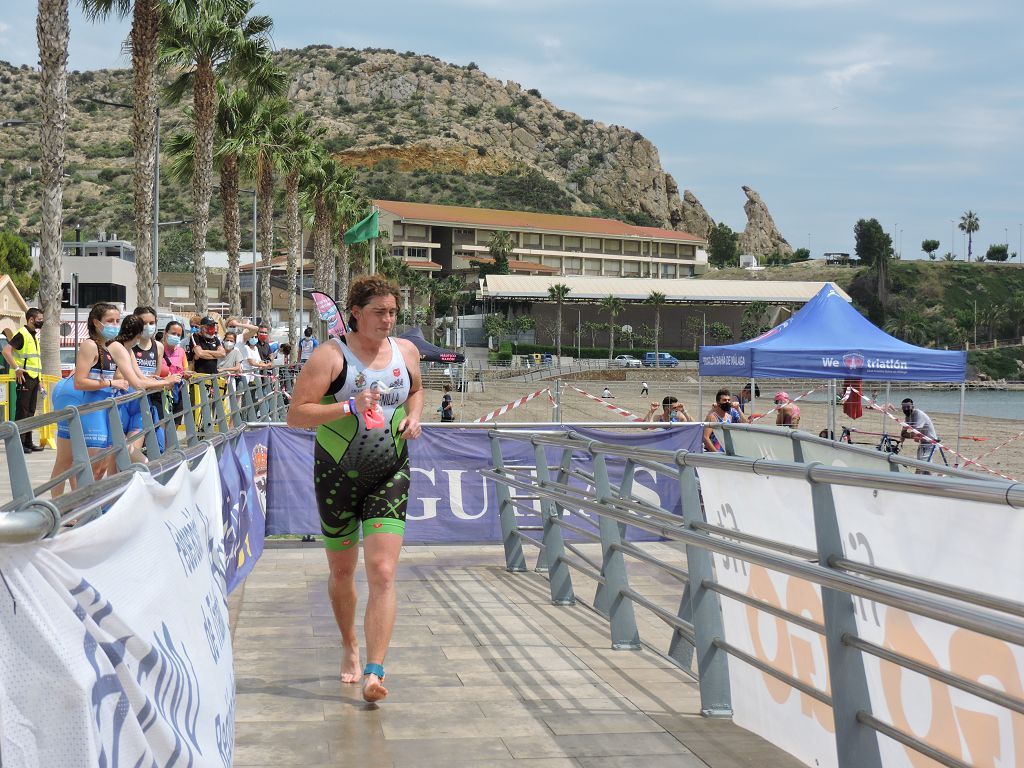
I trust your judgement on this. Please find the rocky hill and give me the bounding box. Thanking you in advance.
[0,46,789,252]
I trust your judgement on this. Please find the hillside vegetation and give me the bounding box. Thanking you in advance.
[0,45,702,248]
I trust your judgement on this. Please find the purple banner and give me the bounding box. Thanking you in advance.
[260,425,702,543]
[219,427,270,592]
[309,291,347,337]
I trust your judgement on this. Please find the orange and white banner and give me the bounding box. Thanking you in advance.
[697,466,1024,768]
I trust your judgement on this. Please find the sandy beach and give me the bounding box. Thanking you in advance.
[422,371,1024,481]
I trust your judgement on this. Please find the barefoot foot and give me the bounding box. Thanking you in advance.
[362,673,388,703]
[340,644,361,684]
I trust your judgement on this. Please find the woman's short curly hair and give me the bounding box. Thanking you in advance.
[346,275,401,332]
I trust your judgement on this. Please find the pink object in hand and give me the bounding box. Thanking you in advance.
[363,405,386,429]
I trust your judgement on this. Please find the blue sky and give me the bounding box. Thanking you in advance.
[3,0,1023,260]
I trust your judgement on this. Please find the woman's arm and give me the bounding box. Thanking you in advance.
[286,344,375,429]
[396,339,423,438]
[73,340,126,392]
[109,343,173,391]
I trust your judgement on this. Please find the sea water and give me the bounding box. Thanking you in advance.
[799,387,1023,420]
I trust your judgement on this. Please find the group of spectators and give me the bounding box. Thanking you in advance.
[0,304,319,495]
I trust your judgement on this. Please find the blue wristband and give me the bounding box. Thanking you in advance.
[348,397,357,416]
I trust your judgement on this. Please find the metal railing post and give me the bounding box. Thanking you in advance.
[241,378,257,423]
[211,379,230,434]
[163,400,181,452]
[592,453,641,650]
[594,456,636,616]
[139,396,161,459]
[105,399,132,472]
[253,375,268,421]
[534,441,574,605]
[677,463,732,715]
[490,432,527,572]
[809,472,883,766]
[196,381,215,438]
[4,422,35,504]
[180,383,198,446]
[65,408,96,490]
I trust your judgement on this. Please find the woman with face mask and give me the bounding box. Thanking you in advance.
[49,303,131,495]
[132,306,167,453]
[217,331,245,408]
[162,321,191,426]
[111,314,181,465]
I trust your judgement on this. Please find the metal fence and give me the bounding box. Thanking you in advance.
[0,367,294,541]
[483,425,1024,768]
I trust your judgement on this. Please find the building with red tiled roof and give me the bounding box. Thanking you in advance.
[375,200,708,282]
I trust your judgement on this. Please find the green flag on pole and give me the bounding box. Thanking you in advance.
[344,210,379,244]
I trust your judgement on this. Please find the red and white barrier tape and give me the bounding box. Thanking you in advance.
[473,388,551,423]
[965,429,1024,467]
[750,388,817,423]
[568,385,645,422]
[852,387,1015,481]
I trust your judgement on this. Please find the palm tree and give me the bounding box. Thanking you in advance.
[486,230,515,274]
[231,96,287,322]
[884,310,928,345]
[274,111,322,349]
[436,275,465,347]
[646,291,666,367]
[959,210,980,262]
[80,0,162,307]
[547,283,571,359]
[301,155,358,296]
[332,181,364,304]
[600,294,624,359]
[1009,293,1024,340]
[167,85,261,317]
[36,0,70,378]
[160,0,283,314]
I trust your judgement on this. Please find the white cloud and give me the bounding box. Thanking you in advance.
[540,36,562,52]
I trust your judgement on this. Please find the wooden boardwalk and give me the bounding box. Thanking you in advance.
[228,544,803,768]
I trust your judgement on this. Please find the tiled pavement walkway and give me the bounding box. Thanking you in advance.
[229,544,802,768]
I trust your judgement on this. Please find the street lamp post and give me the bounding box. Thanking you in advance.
[951,219,955,259]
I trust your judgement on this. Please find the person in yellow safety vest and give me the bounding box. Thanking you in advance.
[2,307,45,453]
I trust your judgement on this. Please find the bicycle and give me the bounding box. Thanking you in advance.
[876,433,901,455]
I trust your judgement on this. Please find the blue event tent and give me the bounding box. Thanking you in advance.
[699,284,966,382]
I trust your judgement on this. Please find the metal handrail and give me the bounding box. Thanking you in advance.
[485,426,1024,766]
[0,366,292,541]
[491,429,1023,508]
[483,465,1024,644]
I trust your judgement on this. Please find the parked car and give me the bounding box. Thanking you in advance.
[643,352,680,367]
[613,354,642,368]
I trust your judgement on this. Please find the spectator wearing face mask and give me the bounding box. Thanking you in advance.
[162,321,191,425]
[703,387,747,452]
[132,306,168,451]
[190,316,225,376]
[254,324,274,365]
[242,333,263,381]
[218,331,245,375]
[224,316,259,344]
[899,398,938,468]
[2,307,46,452]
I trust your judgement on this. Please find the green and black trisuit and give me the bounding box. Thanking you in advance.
[314,338,412,551]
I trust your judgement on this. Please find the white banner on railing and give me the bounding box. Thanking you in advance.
[698,466,1024,768]
[0,448,234,768]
